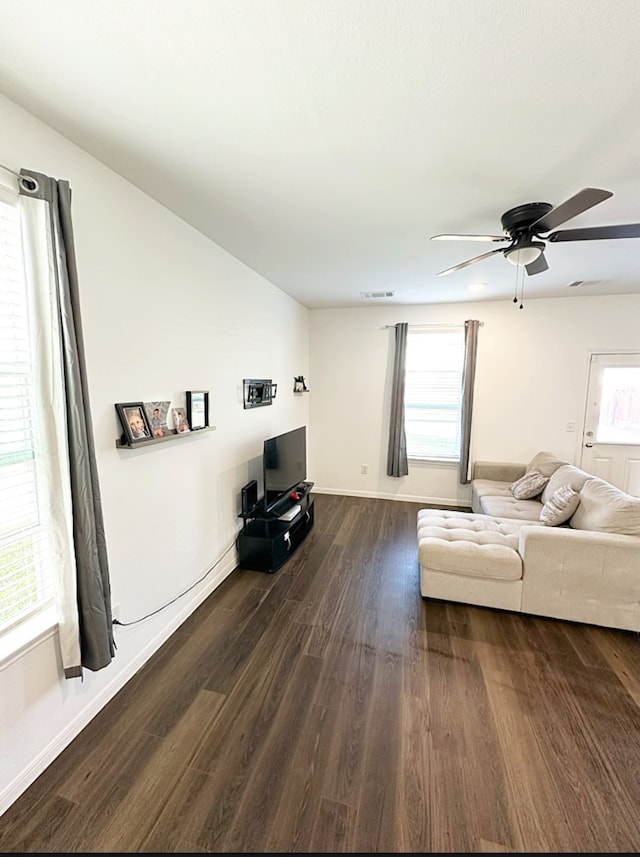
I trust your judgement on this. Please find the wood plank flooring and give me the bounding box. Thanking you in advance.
[2,492,640,852]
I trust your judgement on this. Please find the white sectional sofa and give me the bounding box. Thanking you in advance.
[417,452,640,631]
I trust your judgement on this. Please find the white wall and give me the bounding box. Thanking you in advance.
[308,295,640,506]
[0,94,310,813]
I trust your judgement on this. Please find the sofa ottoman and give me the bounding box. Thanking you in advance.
[416,510,536,612]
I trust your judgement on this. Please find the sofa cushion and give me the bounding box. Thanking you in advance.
[570,478,640,536]
[526,451,568,478]
[472,479,514,499]
[479,495,544,521]
[511,470,549,500]
[540,485,581,526]
[540,464,591,504]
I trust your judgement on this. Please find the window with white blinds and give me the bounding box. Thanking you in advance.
[0,195,55,635]
[404,326,465,461]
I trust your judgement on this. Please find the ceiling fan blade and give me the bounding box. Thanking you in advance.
[547,223,640,242]
[431,233,508,243]
[525,251,549,276]
[530,188,613,233]
[436,248,504,277]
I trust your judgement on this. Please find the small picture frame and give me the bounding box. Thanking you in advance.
[144,401,172,438]
[243,379,276,408]
[186,390,209,430]
[172,406,191,434]
[116,402,153,445]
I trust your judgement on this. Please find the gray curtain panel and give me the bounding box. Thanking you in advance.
[387,322,409,477]
[20,169,115,676]
[459,319,480,484]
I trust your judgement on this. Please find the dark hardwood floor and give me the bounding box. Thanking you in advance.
[2,492,640,852]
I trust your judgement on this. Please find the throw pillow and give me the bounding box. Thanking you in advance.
[526,451,568,478]
[510,470,549,500]
[540,464,591,505]
[569,478,640,536]
[540,484,581,526]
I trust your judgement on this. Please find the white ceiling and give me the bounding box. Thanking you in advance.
[1,0,639,309]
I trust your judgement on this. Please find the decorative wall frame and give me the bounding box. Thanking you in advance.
[144,401,172,438]
[243,379,277,409]
[186,390,209,430]
[116,402,153,445]
[173,407,191,433]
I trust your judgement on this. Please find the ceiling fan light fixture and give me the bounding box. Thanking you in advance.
[504,242,544,266]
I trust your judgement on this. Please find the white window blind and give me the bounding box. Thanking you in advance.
[0,195,55,635]
[404,326,465,461]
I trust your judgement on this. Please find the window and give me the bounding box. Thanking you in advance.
[404,326,465,461]
[0,192,55,639]
[595,364,640,444]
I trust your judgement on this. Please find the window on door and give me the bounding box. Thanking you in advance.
[594,365,640,444]
[404,326,465,461]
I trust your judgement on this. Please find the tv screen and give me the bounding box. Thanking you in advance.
[263,425,307,511]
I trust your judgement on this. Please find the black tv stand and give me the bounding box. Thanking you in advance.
[237,482,315,573]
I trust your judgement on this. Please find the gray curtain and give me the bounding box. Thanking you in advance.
[20,169,115,677]
[459,319,480,485]
[387,322,409,477]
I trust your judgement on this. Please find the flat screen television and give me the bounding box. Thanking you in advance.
[263,425,307,512]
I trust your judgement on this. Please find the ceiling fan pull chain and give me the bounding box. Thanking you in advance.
[512,262,518,303]
[519,264,525,309]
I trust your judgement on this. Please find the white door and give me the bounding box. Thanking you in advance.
[580,352,640,495]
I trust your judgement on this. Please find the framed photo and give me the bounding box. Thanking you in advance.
[144,401,172,438]
[172,406,191,433]
[116,402,153,444]
[186,390,209,430]
[243,379,276,409]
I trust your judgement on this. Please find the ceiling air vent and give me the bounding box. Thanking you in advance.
[360,290,395,299]
[568,280,607,288]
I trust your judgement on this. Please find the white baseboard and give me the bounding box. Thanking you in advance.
[312,485,468,509]
[0,548,238,817]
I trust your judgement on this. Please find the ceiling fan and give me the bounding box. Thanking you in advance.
[431,188,640,277]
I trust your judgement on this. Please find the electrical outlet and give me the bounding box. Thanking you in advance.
[361,464,368,474]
